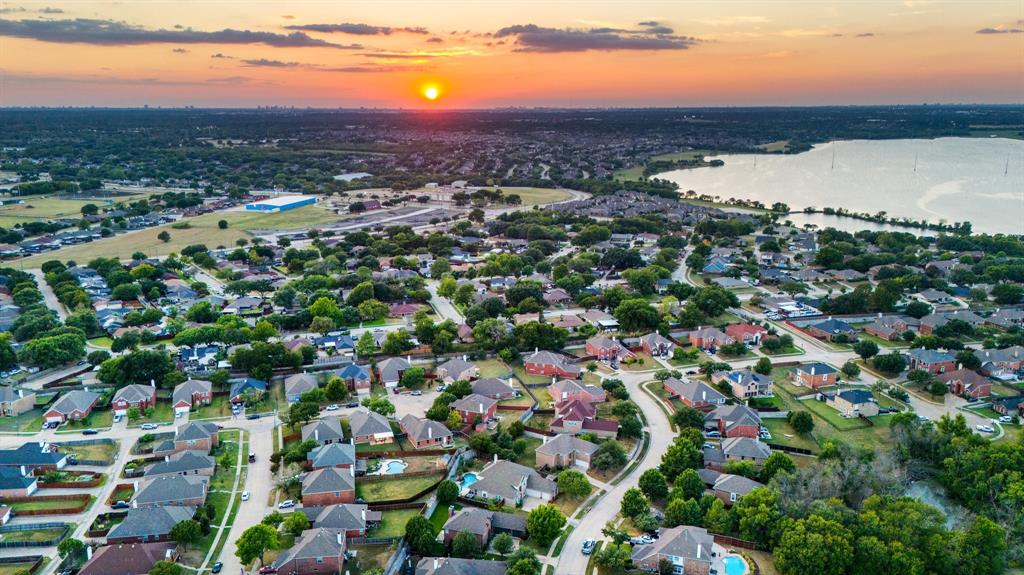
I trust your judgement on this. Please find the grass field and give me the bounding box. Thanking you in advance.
[0,196,118,226]
[475,186,573,206]
[0,563,40,575]
[9,498,91,512]
[368,508,422,538]
[0,526,67,542]
[476,359,513,379]
[59,441,117,462]
[0,409,44,432]
[191,396,232,420]
[761,418,818,452]
[61,409,113,430]
[355,476,438,502]
[614,150,714,181]
[14,204,340,265]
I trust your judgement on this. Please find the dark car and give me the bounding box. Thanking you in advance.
[246,413,260,420]
[211,562,223,573]
[82,429,99,435]
[346,402,359,408]
[258,567,278,574]
[111,500,130,509]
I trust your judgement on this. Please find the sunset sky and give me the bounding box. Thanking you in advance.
[1,0,1022,107]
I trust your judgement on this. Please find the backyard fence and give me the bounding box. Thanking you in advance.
[38,474,103,488]
[0,555,45,575]
[86,511,128,537]
[55,438,118,466]
[356,448,455,459]
[357,470,444,483]
[713,534,762,551]
[3,494,92,516]
[766,443,814,456]
[347,535,401,545]
[365,477,444,509]
[0,522,70,548]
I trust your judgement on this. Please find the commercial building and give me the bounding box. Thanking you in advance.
[244,195,317,212]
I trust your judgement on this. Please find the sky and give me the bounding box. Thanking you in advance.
[0,0,1022,108]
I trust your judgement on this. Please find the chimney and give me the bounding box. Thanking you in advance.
[406,355,411,363]
[362,507,367,521]
[478,402,483,413]
[697,543,703,559]
[17,389,22,399]
[493,453,498,464]
[150,379,156,388]
[811,366,816,376]
[958,363,962,371]
[463,354,467,362]
[428,427,433,439]
[702,391,706,401]
[433,559,439,570]
[164,455,169,462]
[337,532,344,546]
[535,347,539,354]
[19,466,25,476]
[86,546,93,560]
[315,429,319,441]
[447,505,455,518]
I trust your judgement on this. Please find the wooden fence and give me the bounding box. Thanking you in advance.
[766,443,814,456]
[38,472,102,489]
[712,534,762,551]
[357,470,444,483]
[0,555,45,575]
[2,494,92,516]
[86,511,128,538]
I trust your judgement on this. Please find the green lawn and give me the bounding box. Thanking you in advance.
[355,476,439,502]
[514,437,543,468]
[59,441,117,462]
[209,432,241,491]
[429,503,462,531]
[9,497,92,512]
[61,409,114,430]
[0,196,108,226]
[129,401,175,425]
[856,333,906,348]
[0,526,67,543]
[191,396,233,420]
[0,409,44,432]
[476,359,513,379]
[474,186,573,206]
[369,508,423,538]
[108,485,135,504]
[761,418,818,452]
[800,399,873,430]
[0,563,41,575]
[551,486,595,518]
[761,344,804,356]
[513,365,551,386]
[619,352,658,372]
[355,440,399,454]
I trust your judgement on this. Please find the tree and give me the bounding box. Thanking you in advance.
[703,498,733,533]
[905,300,932,319]
[234,524,279,567]
[774,515,853,575]
[841,361,861,378]
[309,316,335,336]
[557,470,592,499]
[361,396,395,416]
[526,504,566,546]
[283,511,310,536]
[672,405,706,430]
[356,331,376,356]
[671,469,706,502]
[595,542,633,569]
[614,298,660,332]
[872,352,907,374]
[853,340,880,360]
[507,549,543,575]
[621,487,649,519]
[760,452,796,482]
[493,532,515,555]
[991,283,1024,305]
[400,366,427,389]
[404,515,438,554]
[57,538,85,558]
[287,401,320,428]
[660,439,702,482]
[591,440,627,470]
[157,230,171,243]
[732,487,783,547]
[437,479,459,504]
[957,516,1007,575]
[357,299,389,321]
[452,531,481,558]
[754,357,773,375]
[788,410,814,434]
[170,519,202,551]
[664,497,702,528]
[638,468,668,500]
[149,561,183,575]
[218,219,228,229]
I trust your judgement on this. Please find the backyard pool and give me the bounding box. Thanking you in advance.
[460,472,478,489]
[723,555,748,575]
[375,459,407,475]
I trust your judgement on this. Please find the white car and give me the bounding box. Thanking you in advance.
[241,491,250,502]
[278,499,295,509]
[141,423,158,430]
[325,404,340,411]
[975,424,995,433]
[997,416,1013,423]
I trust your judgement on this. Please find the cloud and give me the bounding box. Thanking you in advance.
[636,21,674,34]
[976,25,1023,34]
[38,7,63,13]
[856,32,875,37]
[0,18,364,49]
[494,24,698,52]
[241,58,301,67]
[210,52,233,58]
[172,47,188,53]
[0,6,63,14]
[284,22,429,35]
[0,69,261,87]
[281,15,295,20]
[323,64,426,73]
[426,37,443,43]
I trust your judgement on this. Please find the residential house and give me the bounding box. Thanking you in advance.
[664,377,726,408]
[805,317,858,341]
[436,357,479,384]
[919,310,985,335]
[171,379,212,416]
[228,378,267,404]
[0,442,67,471]
[712,370,773,399]
[549,400,618,438]
[400,415,453,449]
[300,503,378,537]
[312,333,354,354]
[0,387,34,417]
[535,434,598,470]
[543,289,572,307]
[306,442,357,471]
[550,314,584,332]
[639,332,675,357]
[918,288,955,305]
[301,467,356,506]
[974,346,1024,378]
[585,335,636,362]
[471,378,517,400]
[937,369,991,399]
[285,373,320,403]
[441,508,527,547]
[169,421,220,453]
[986,308,1024,329]
[824,389,879,417]
[271,527,346,575]
[302,418,346,446]
[724,324,768,345]
[144,451,215,479]
[703,437,771,472]
[471,459,557,506]
[222,296,265,316]
[708,471,764,505]
[376,357,411,388]
[112,384,157,417]
[993,396,1024,417]
[44,390,100,425]
[349,409,394,445]
[336,364,372,395]
[548,379,606,404]
[78,542,178,575]
[524,350,580,379]
[790,362,839,389]
[416,558,508,575]
[132,475,208,507]
[863,315,917,341]
[689,327,734,351]
[450,394,498,426]
[632,525,715,575]
[906,349,956,375]
[107,505,196,544]
[704,404,762,439]
[0,467,37,497]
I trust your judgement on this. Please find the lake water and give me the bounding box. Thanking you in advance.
[658,137,1024,235]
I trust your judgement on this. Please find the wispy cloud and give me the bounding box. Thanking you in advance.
[323,64,427,73]
[494,24,698,52]
[172,47,188,53]
[0,69,262,87]
[210,52,233,59]
[0,6,63,14]
[0,18,364,49]
[976,23,1023,34]
[241,58,301,67]
[856,32,875,37]
[284,22,429,36]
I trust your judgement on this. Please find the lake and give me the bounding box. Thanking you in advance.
[658,137,1024,235]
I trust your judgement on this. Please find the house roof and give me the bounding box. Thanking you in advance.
[229,377,267,399]
[833,389,875,405]
[307,442,356,469]
[721,437,771,460]
[302,418,345,443]
[524,350,579,373]
[665,377,726,404]
[472,378,515,398]
[401,414,452,443]
[793,362,838,376]
[175,421,219,443]
[302,467,355,494]
[416,558,508,575]
[906,348,955,364]
[0,467,37,490]
[450,394,497,415]
[705,404,761,430]
[0,442,67,467]
[113,384,154,405]
[473,459,555,502]
[336,363,371,381]
[443,508,526,537]
[301,503,376,530]
[133,475,207,506]
[79,542,178,575]
[172,379,211,406]
[810,318,856,334]
[377,357,411,382]
[49,390,99,415]
[274,527,345,568]
[144,450,215,477]
[108,505,196,540]
[535,434,598,458]
[631,526,714,566]
[438,358,477,380]
[285,373,319,397]
[349,409,392,437]
[713,473,764,496]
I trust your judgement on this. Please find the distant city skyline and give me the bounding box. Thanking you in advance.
[1,0,1022,107]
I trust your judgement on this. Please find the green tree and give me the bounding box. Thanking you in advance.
[452,531,481,558]
[594,542,633,569]
[493,532,515,555]
[853,340,880,360]
[287,401,320,428]
[218,219,228,229]
[404,515,438,555]
[760,452,796,482]
[234,524,279,567]
[57,538,85,558]
[346,281,376,306]
[754,357,773,375]
[157,230,171,243]
[660,438,702,482]
[170,519,202,551]
[436,479,459,504]
[356,331,376,356]
[283,510,310,536]
[703,498,733,533]
[400,366,427,389]
[638,468,668,500]
[671,469,706,501]
[774,515,854,575]
[664,497,702,528]
[787,410,814,434]
[557,469,592,499]
[732,488,783,548]
[526,504,566,546]
[591,440,627,470]
[614,298,661,332]
[841,361,861,378]
[621,487,649,519]
[149,560,184,575]
[957,516,1007,575]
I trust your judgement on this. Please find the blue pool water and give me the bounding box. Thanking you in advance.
[381,460,407,475]
[724,556,747,575]
[460,473,478,489]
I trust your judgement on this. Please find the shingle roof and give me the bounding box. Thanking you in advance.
[713,473,764,496]
[144,450,215,477]
[229,377,267,399]
[302,467,355,495]
[471,378,515,398]
[535,434,598,458]
[721,437,771,460]
[302,418,345,443]
[524,350,579,373]
[273,527,344,568]
[50,390,99,415]
[473,460,555,502]
[0,443,66,467]
[307,442,357,469]
[133,475,207,506]
[450,394,497,415]
[172,379,211,406]
[107,505,196,540]
[400,414,452,443]
[349,409,392,437]
[79,542,178,575]
[377,357,411,383]
[631,526,714,566]
[443,508,526,537]
[437,358,477,380]
[285,373,319,397]
[174,421,219,442]
[302,503,371,531]
[0,467,36,490]
[113,384,154,405]
[416,558,508,575]
[906,348,955,364]
[665,377,725,403]
[337,363,370,381]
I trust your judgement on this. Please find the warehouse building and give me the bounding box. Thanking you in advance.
[244,195,318,212]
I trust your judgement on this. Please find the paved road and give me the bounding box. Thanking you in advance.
[555,369,674,575]
[26,268,67,321]
[425,279,464,325]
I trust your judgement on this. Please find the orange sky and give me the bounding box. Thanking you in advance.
[1,0,1022,107]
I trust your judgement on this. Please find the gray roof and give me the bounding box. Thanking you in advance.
[302,418,345,443]
[274,528,344,568]
[172,379,211,406]
[632,526,714,566]
[0,467,36,490]
[437,358,477,380]
[307,442,356,469]
[473,460,556,502]
[665,377,725,403]
[133,475,207,506]
[108,505,196,540]
[349,409,392,437]
[175,421,219,442]
[721,437,771,460]
[471,378,515,398]
[377,357,411,383]
[705,404,761,430]
[450,393,497,415]
[0,387,33,403]
[50,390,99,415]
[400,414,452,443]
[144,450,215,477]
[416,558,508,575]
[443,508,526,537]
[524,350,580,373]
[302,467,355,495]
[302,503,373,531]
[906,348,955,364]
[535,434,598,458]
[113,384,154,405]
[713,473,764,496]
[285,373,320,397]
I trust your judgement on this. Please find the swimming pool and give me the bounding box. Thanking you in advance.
[460,473,479,489]
[376,459,407,475]
[723,555,747,575]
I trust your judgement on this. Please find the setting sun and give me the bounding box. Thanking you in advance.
[423,85,440,101]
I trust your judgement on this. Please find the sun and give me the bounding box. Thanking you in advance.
[422,85,440,101]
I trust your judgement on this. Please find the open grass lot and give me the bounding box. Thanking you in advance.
[475,359,513,379]
[514,436,543,468]
[355,476,438,502]
[15,204,339,266]
[192,395,232,420]
[346,544,397,575]
[59,441,117,462]
[814,415,897,450]
[551,485,595,518]
[800,398,873,430]
[0,196,109,226]
[476,186,573,206]
[129,401,175,426]
[526,385,553,408]
[209,430,241,491]
[619,352,658,372]
[498,379,535,408]
[0,525,67,542]
[614,150,714,181]
[9,497,92,512]
[355,440,399,454]
[770,367,816,397]
[429,503,463,531]
[0,409,44,432]
[369,508,422,538]
[512,365,551,386]
[61,409,114,430]
[761,344,804,356]
[762,418,818,452]
[857,333,907,349]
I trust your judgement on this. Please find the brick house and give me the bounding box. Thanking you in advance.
[639,332,675,357]
[171,421,220,453]
[906,348,956,375]
[689,327,734,351]
[132,475,208,507]
[335,364,372,395]
[790,362,838,389]
[585,335,636,362]
[44,390,100,425]
[824,389,880,417]
[450,394,497,426]
[535,434,598,470]
[112,384,157,417]
[805,318,858,341]
[172,379,212,416]
[724,323,768,345]
[631,525,714,574]
[349,410,394,445]
[271,527,345,575]
[663,377,726,408]
[400,415,453,449]
[301,467,356,506]
[524,350,581,379]
[0,387,35,417]
[704,404,761,439]
[78,542,178,575]
[0,467,38,497]
[301,503,379,538]
[548,379,606,404]
[441,508,527,548]
[937,369,991,399]
[306,443,357,471]
[711,370,773,399]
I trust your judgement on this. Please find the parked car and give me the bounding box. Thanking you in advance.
[82,429,99,435]
[976,424,995,433]
[705,431,721,438]
[112,415,122,423]
[258,567,277,574]
[141,423,158,430]
[325,404,339,411]
[582,539,596,555]
[211,562,223,574]
[997,416,1013,423]
[246,413,260,420]
[411,390,422,396]
[111,501,130,509]
[346,401,359,408]
[248,452,256,463]
[436,384,446,392]
[278,500,295,509]
[241,491,250,502]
